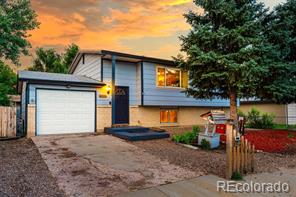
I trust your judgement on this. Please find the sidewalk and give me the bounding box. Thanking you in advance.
[114,168,296,197]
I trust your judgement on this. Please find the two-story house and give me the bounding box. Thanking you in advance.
[18,50,230,137]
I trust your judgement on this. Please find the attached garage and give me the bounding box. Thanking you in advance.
[18,71,105,137]
[36,89,96,135]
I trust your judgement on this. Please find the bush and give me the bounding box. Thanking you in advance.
[261,113,275,129]
[246,108,274,129]
[192,125,200,136]
[200,139,211,150]
[237,109,247,119]
[172,126,200,144]
[172,134,182,143]
[231,171,243,180]
[247,108,261,128]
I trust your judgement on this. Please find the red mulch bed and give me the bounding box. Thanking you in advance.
[244,129,296,153]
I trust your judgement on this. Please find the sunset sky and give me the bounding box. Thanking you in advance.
[18,0,285,69]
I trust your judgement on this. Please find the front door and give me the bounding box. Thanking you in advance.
[115,86,129,124]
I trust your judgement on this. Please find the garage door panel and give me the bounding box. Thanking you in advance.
[36,89,95,135]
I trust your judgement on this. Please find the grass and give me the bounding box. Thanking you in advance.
[231,171,243,181]
[246,124,296,130]
[272,124,296,130]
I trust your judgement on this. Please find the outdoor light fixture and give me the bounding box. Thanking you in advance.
[106,85,111,95]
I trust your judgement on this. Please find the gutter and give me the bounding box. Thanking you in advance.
[18,79,105,88]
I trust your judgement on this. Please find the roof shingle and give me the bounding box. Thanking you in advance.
[18,71,104,86]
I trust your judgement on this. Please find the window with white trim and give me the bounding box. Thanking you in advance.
[157,66,188,88]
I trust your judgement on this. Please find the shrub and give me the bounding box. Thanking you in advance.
[237,109,247,119]
[172,135,182,143]
[200,139,211,150]
[247,108,261,128]
[260,113,275,129]
[192,125,201,135]
[246,108,274,129]
[183,131,195,144]
[172,126,200,144]
[231,171,243,180]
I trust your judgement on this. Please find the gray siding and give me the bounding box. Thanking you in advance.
[288,103,296,125]
[136,62,142,104]
[70,54,230,107]
[73,54,101,80]
[98,60,140,106]
[142,62,230,107]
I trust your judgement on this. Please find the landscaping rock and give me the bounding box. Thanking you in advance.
[0,138,64,197]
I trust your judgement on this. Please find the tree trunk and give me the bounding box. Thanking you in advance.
[229,91,238,127]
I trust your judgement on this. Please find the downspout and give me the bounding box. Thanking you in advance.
[140,61,144,106]
[101,55,105,82]
[111,55,116,126]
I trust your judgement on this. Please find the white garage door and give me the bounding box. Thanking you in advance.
[36,89,95,135]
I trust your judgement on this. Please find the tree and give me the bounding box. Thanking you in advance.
[0,0,39,64]
[29,43,79,73]
[29,48,66,73]
[0,61,17,106]
[175,0,274,123]
[63,43,79,70]
[258,0,296,103]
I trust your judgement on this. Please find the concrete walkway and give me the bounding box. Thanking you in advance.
[115,169,296,197]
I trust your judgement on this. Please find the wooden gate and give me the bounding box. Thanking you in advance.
[0,106,16,137]
[226,123,255,179]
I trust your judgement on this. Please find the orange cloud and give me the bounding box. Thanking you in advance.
[23,0,200,67]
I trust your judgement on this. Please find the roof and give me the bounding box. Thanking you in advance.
[18,71,105,86]
[69,50,176,74]
[240,98,272,104]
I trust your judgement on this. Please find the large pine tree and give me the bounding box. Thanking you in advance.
[176,0,272,122]
[258,0,296,103]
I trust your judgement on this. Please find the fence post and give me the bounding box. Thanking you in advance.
[251,144,255,172]
[0,107,17,137]
[226,122,234,179]
[0,107,2,137]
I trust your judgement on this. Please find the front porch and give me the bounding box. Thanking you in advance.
[104,126,170,141]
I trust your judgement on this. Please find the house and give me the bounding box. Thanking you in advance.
[239,100,296,125]
[18,50,230,137]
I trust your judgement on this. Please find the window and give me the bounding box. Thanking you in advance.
[166,68,180,87]
[157,66,188,88]
[157,67,165,86]
[160,109,178,123]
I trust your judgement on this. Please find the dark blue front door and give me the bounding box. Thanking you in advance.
[115,86,129,124]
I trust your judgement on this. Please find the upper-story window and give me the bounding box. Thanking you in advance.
[157,66,188,88]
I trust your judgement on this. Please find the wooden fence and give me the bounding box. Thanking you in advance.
[226,123,255,179]
[0,106,16,137]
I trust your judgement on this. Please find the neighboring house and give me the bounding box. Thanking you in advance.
[239,100,296,125]
[18,50,230,137]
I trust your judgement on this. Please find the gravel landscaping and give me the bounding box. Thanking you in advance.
[0,138,64,197]
[131,126,296,178]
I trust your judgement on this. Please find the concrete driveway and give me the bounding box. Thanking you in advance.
[32,134,199,197]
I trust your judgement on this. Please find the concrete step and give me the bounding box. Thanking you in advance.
[105,126,150,133]
[105,126,170,141]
